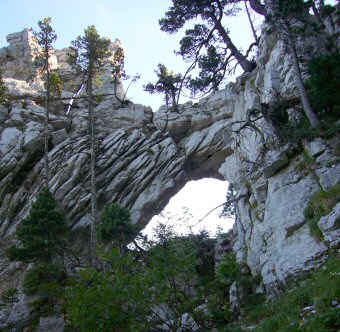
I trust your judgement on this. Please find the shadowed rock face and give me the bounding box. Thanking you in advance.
[0,23,339,300]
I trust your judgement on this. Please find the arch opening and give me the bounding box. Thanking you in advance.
[142,178,235,240]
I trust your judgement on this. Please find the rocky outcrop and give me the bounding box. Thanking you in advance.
[0,19,339,316]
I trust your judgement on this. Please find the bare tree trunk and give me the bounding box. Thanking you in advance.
[264,0,320,128]
[44,43,50,188]
[210,13,256,72]
[171,88,177,112]
[245,1,259,44]
[280,20,320,128]
[87,73,98,264]
[311,2,325,28]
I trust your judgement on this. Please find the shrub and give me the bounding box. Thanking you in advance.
[23,263,67,298]
[98,202,141,254]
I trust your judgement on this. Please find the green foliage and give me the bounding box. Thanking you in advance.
[49,72,63,97]
[0,287,18,308]
[160,0,256,96]
[307,52,340,124]
[33,17,57,51]
[305,184,340,241]
[216,252,240,288]
[32,17,57,80]
[65,249,153,332]
[98,202,141,253]
[7,187,68,263]
[67,25,111,78]
[23,263,66,298]
[66,222,217,331]
[0,71,9,105]
[144,63,182,110]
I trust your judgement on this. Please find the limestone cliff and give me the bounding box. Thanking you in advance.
[0,18,339,325]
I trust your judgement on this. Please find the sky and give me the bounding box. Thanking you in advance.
[0,0,258,111]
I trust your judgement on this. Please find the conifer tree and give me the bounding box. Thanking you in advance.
[160,0,257,97]
[98,203,141,255]
[33,17,57,186]
[144,63,182,111]
[7,187,68,263]
[68,26,111,264]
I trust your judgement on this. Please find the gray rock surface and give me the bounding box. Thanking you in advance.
[0,19,339,330]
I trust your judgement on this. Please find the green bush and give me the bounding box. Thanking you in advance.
[98,202,141,254]
[23,263,67,298]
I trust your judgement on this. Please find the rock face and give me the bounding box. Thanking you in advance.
[0,21,339,320]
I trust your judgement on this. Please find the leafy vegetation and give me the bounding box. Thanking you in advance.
[65,220,220,331]
[98,202,142,254]
[220,183,237,219]
[306,52,340,136]
[159,0,257,98]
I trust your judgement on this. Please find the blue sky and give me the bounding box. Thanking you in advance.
[0,0,185,110]
[0,0,257,111]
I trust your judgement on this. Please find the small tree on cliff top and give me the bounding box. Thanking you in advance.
[144,63,182,111]
[111,45,140,107]
[8,187,68,263]
[68,26,111,264]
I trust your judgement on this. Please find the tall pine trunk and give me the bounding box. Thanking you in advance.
[87,72,98,264]
[212,17,256,72]
[44,42,50,188]
[280,20,320,128]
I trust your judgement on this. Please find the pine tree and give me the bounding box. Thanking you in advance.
[144,63,182,111]
[98,203,141,255]
[160,0,257,96]
[33,17,57,187]
[68,26,111,264]
[7,187,68,263]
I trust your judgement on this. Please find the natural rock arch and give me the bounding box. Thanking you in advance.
[1,26,339,292]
